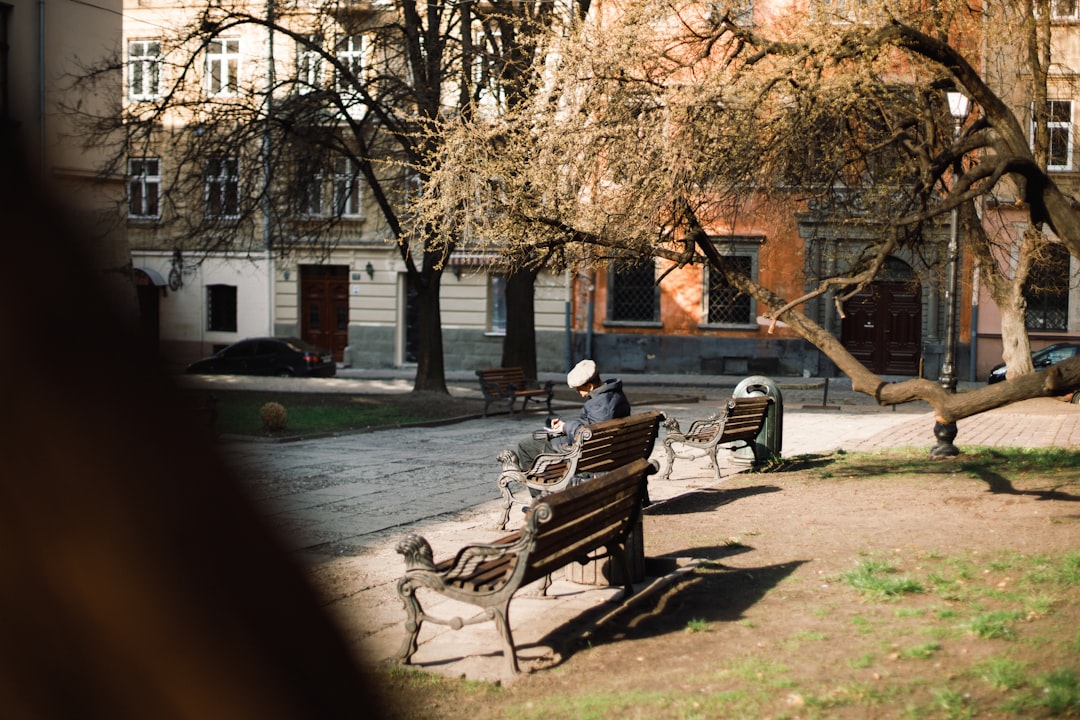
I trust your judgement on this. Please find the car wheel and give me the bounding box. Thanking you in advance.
[277,369,295,377]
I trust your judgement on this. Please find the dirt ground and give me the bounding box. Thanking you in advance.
[368,445,1080,719]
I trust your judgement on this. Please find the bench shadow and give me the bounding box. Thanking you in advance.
[526,559,806,670]
[645,484,781,516]
[967,468,1080,502]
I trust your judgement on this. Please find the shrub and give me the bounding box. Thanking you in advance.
[259,401,287,432]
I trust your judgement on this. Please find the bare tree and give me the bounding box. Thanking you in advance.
[415,0,1080,435]
[73,0,556,393]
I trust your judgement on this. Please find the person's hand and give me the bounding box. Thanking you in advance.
[549,418,564,433]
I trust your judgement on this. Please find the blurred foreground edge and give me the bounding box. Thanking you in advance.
[0,143,384,717]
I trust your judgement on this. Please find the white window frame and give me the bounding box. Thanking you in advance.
[1052,0,1079,20]
[206,156,240,219]
[206,38,240,97]
[128,39,161,100]
[296,35,323,94]
[700,238,761,330]
[127,157,161,219]
[333,156,363,217]
[1034,99,1074,171]
[335,34,367,92]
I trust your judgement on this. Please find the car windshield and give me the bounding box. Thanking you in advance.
[1043,346,1079,364]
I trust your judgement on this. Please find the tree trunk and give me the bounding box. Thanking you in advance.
[412,269,449,394]
[999,302,1034,380]
[501,268,539,377]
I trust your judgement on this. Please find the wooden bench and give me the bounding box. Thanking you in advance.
[495,410,664,530]
[475,367,554,418]
[395,458,657,676]
[659,396,772,481]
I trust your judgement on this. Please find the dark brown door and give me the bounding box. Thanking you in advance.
[841,281,922,375]
[300,265,349,361]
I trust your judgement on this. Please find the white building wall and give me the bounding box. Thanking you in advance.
[134,250,272,362]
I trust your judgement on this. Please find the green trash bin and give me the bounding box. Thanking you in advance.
[732,375,783,463]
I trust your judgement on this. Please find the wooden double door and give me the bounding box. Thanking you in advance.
[300,265,349,361]
[840,280,922,376]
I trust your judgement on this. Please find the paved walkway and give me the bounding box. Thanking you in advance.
[192,371,1080,683]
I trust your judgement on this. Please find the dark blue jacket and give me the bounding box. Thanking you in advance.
[552,379,631,450]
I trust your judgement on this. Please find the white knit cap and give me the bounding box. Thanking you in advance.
[567,359,598,388]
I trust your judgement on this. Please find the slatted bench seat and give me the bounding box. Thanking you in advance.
[475,367,554,418]
[659,396,772,481]
[495,410,664,530]
[395,458,658,676]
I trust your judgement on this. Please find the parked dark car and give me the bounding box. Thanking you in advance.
[186,337,336,377]
[986,342,1080,385]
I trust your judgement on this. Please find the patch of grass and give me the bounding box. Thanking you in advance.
[1002,667,1080,716]
[805,680,905,710]
[807,447,1080,486]
[898,642,941,660]
[971,657,1029,691]
[723,657,794,689]
[848,653,876,669]
[1035,668,1080,715]
[850,615,880,635]
[968,610,1026,640]
[200,390,469,436]
[685,617,710,633]
[781,630,827,650]
[840,559,924,600]
[930,687,975,719]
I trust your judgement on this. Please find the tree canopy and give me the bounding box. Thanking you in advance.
[414,0,1080,426]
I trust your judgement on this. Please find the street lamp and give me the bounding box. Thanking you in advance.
[939,90,971,393]
[932,90,971,458]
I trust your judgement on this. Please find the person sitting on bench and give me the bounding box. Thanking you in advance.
[513,359,631,470]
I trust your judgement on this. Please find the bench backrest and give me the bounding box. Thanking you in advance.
[528,410,664,484]
[521,458,655,585]
[718,397,770,441]
[477,367,528,393]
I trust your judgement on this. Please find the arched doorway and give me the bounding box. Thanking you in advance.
[840,257,922,376]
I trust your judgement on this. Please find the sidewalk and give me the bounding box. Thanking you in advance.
[204,370,1080,683]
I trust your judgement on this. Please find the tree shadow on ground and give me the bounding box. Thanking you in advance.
[530,559,806,669]
[645,485,781,516]
[967,468,1080,502]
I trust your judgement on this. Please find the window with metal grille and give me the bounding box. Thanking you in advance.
[608,259,659,323]
[1025,243,1071,331]
[207,284,237,332]
[706,255,754,325]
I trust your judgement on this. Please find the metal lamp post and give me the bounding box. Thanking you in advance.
[932,90,971,458]
[939,90,971,393]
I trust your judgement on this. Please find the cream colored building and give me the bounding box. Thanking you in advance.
[121,1,570,371]
[4,0,131,319]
